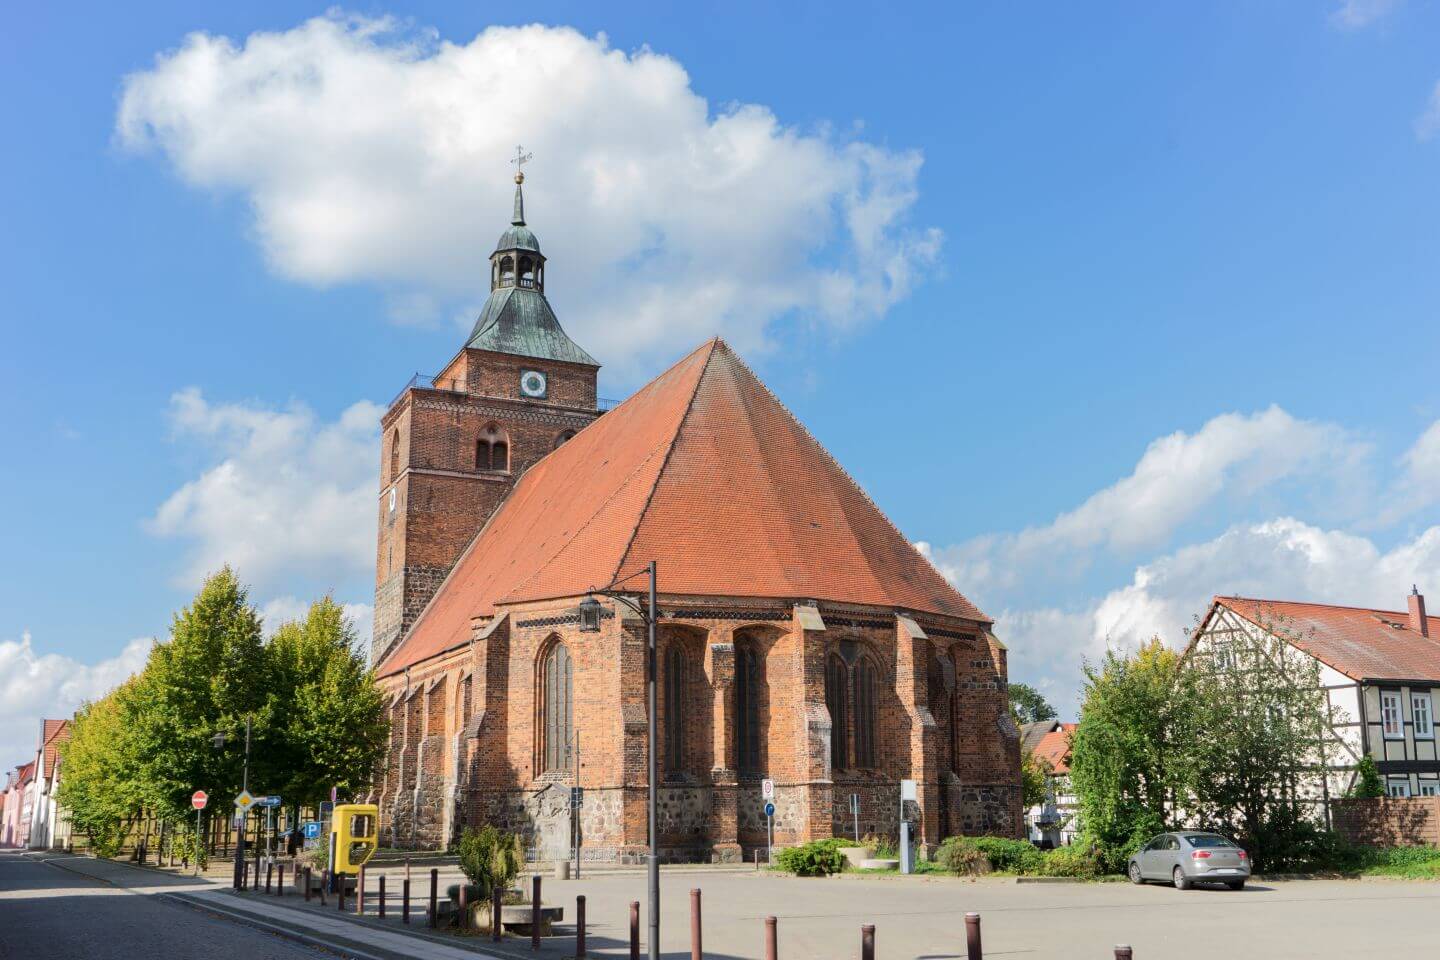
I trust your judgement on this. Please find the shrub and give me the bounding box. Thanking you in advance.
[860,832,897,859]
[937,836,1045,875]
[457,825,524,899]
[1348,757,1385,799]
[1039,845,1101,878]
[936,837,988,876]
[775,838,848,876]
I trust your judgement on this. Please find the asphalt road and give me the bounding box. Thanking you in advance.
[0,850,327,960]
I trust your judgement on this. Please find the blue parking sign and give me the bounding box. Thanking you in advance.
[303,821,322,840]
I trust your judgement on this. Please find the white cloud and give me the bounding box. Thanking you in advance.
[1416,81,1440,142]
[925,406,1364,594]
[259,596,374,656]
[1329,0,1402,29]
[116,15,939,375]
[0,632,151,766]
[149,388,380,591]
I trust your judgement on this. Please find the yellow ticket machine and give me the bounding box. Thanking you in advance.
[329,803,378,876]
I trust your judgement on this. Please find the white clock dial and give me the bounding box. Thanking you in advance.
[520,369,548,398]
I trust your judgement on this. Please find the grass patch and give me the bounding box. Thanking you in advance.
[1351,846,1440,878]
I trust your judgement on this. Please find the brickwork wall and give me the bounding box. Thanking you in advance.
[373,599,1021,859]
[1333,797,1440,847]
[464,350,597,410]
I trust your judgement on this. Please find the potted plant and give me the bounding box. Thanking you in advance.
[452,825,524,932]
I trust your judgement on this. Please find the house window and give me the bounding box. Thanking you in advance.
[853,658,879,769]
[734,643,762,773]
[540,641,573,774]
[1381,691,1404,739]
[1413,693,1433,740]
[1419,782,1440,797]
[1213,644,1235,671]
[1387,779,1412,798]
[825,655,849,771]
[664,645,687,773]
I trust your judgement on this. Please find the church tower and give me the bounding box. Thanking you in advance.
[372,162,601,665]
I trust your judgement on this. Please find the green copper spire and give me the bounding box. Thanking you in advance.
[512,174,526,225]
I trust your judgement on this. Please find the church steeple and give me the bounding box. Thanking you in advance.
[512,171,526,226]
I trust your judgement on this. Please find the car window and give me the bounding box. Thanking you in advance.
[1184,835,1236,849]
[1146,836,1166,851]
[1164,836,1181,851]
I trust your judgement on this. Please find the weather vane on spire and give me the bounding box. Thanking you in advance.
[511,145,533,183]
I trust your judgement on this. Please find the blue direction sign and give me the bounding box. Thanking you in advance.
[257,795,282,808]
[302,821,322,840]
[763,801,776,818]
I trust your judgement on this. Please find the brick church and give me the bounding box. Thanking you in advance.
[367,169,1021,861]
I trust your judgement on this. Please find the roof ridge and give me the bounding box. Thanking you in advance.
[1218,594,1438,622]
[612,340,722,588]
[714,342,989,623]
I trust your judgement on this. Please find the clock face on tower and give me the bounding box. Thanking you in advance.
[519,369,548,398]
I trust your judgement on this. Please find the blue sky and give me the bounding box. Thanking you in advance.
[3,1,1439,760]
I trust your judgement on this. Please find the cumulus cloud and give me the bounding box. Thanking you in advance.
[1329,0,1402,29]
[924,406,1365,594]
[148,388,380,591]
[116,15,941,374]
[259,596,374,655]
[0,632,151,765]
[1416,81,1440,142]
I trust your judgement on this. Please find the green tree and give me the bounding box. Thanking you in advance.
[265,597,389,808]
[1069,639,1191,870]
[1020,746,1051,808]
[1348,756,1384,799]
[1008,682,1058,725]
[57,679,149,855]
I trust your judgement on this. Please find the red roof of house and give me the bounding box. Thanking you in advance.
[1212,596,1440,682]
[40,720,69,780]
[1032,723,1076,775]
[14,762,34,787]
[380,339,987,676]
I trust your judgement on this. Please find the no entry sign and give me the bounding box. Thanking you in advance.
[191,790,208,810]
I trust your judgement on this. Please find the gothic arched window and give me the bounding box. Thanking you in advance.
[389,431,400,480]
[519,256,536,287]
[664,645,687,772]
[499,256,515,285]
[826,654,849,771]
[540,641,573,774]
[734,643,762,772]
[854,657,879,769]
[476,425,510,472]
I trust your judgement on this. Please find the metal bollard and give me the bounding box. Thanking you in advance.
[965,912,982,960]
[304,866,312,902]
[265,862,273,895]
[576,895,587,958]
[379,876,386,918]
[319,870,327,907]
[531,874,542,951]
[630,900,640,960]
[403,878,411,924]
[459,880,469,931]
[277,863,286,897]
[1115,948,1134,960]
[861,924,875,960]
[357,866,365,916]
[765,916,777,960]
[338,873,347,912]
[428,868,438,928]
[492,882,503,941]
[690,888,702,960]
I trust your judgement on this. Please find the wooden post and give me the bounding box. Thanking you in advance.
[379,876,386,918]
[1115,948,1134,960]
[966,912,982,960]
[428,868,438,928]
[319,870,327,907]
[630,901,640,960]
[304,867,312,902]
[459,879,469,931]
[765,916,777,960]
[338,873,347,912]
[357,866,365,916]
[531,874,542,951]
[277,863,285,897]
[690,889,702,960]
[265,862,273,895]
[862,924,875,960]
[402,878,411,924]
[576,895,587,958]
[492,882,504,941]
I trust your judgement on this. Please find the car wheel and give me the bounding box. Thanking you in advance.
[1173,866,1191,891]
[1226,880,1245,891]
[1128,862,1144,885]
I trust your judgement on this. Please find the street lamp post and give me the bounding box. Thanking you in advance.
[579,560,658,960]
[214,716,252,890]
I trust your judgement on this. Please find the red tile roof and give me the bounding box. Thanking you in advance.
[379,339,987,676]
[40,720,69,780]
[1212,596,1440,682]
[1031,723,1076,775]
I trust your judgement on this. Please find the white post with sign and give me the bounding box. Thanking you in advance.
[899,779,917,875]
[761,779,776,864]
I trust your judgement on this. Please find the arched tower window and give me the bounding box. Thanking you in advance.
[853,657,879,769]
[476,425,510,472]
[499,256,515,286]
[539,640,573,774]
[519,256,536,288]
[389,431,400,480]
[664,645,687,772]
[734,643,762,773]
[825,654,849,771]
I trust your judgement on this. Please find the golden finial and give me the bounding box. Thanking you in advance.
[511,144,533,184]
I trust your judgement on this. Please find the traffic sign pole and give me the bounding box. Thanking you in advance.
[191,791,209,877]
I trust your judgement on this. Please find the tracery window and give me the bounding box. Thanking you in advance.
[854,657,879,768]
[540,641,573,773]
[734,643,762,772]
[665,645,687,772]
[826,654,849,770]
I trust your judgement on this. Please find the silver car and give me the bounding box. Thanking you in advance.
[1127,831,1250,890]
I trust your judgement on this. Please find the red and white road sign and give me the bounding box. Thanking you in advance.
[191,790,208,810]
